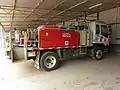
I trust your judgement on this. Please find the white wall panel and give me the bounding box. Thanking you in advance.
[0,26,5,48]
[99,7,120,44]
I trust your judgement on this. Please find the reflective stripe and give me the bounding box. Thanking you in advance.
[33,46,88,50]
[57,47,61,49]
[32,48,40,50]
[65,47,69,48]
[48,48,53,49]
[72,46,76,48]
[39,48,44,50]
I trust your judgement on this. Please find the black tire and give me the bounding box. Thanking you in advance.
[90,48,103,60]
[40,51,60,71]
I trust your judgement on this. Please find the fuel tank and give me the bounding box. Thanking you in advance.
[37,25,79,48]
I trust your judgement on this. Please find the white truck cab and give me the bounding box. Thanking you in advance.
[89,21,109,46]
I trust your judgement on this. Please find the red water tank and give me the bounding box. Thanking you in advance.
[37,25,79,48]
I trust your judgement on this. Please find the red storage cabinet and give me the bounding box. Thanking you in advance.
[37,25,79,48]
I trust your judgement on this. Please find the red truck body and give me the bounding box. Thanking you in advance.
[37,25,79,48]
[32,23,109,71]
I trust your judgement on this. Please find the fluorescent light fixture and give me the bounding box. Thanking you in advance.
[57,0,88,15]
[69,0,88,10]
[88,3,102,9]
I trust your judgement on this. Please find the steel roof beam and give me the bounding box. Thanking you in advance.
[1,20,63,23]
[0,5,61,11]
[20,0,44,28]
[36,0,67,26]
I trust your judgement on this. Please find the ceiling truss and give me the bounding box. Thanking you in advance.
[0,0,120,31]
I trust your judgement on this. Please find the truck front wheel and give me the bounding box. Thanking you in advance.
[91,48,103,60]
[40,51,60,71]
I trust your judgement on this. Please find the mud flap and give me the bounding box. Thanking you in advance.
[34,51,40,70]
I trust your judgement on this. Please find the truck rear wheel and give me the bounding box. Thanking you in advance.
[91,48,103,60]
[40,51,60,71]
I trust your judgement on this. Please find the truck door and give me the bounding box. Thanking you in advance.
[96,24,101,42]
[100,25,109,45]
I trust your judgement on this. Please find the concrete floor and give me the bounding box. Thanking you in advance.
[0,50,120,90]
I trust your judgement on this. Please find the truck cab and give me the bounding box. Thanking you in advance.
[89,21,109,46]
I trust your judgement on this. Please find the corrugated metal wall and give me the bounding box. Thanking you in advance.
[79,7,120,44]
[99,7,120,44]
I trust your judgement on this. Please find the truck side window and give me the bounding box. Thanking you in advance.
[101,25,108,37]
[96,25,100,34]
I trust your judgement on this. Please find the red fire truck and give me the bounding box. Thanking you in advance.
[32,21,110,71]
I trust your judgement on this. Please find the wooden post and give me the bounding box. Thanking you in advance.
[97,12,99,20]
[85,13,87,20]
[62,22,65,26]
[9,31,12,49]
[9,31,14,62]
[75,18,79,29]
[24,31,28,60]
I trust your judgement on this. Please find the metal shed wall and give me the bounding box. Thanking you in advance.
[99,7,120,44]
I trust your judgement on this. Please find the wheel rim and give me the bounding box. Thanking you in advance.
[44,56,57,68]
[96,50,102,59]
